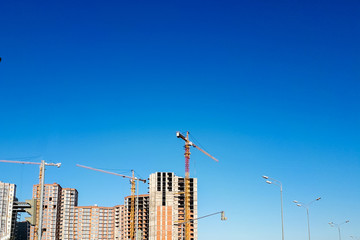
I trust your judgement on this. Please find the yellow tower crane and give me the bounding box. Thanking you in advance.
[76,164,146,240]
[176,132,218,240]
[0,159,61,240]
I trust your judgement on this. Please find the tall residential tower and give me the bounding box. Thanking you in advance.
[29,183,62,240]
[0,181,17,240]
[149,172,197,240]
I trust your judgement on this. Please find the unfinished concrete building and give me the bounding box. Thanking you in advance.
[121,194,149,240]
[148,172,197,240]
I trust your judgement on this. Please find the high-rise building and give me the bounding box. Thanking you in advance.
[148,172,197,240]
[59,188,78,240]
[29,183,62,240]
[0,181,17,240]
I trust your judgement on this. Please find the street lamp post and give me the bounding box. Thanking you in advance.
[178,211,227,240]
[350,236,360,240]
[293,197,321,240]
[262,176,284,240]
[329,220,350,240]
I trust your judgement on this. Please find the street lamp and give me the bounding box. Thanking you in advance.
[293,197,321,240]
[329,220,350,240]
[350,236,360,240]
[178,211,227,240]
[262,175,284,240]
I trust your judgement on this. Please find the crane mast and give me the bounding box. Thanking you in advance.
[184,133,191,240]
[76,164,146,240]
[176,132,218,240]
[35,162,44,240]
[130,170,136,240]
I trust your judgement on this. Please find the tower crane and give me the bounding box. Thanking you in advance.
[176,132,218,240]
[76,164,146,240]
[0,159,61,240]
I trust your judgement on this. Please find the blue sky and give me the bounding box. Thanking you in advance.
[1,0,359,239]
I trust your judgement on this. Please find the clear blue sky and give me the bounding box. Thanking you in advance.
[1,0,359,239]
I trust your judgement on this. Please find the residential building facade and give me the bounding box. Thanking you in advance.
[0,181,17,240]
[59,188,78,240]
[73,205,115,240]
[29,183,62,240]
[114,205,125,240]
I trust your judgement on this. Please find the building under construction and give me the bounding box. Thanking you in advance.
[149,172,198,240]
[120,194,149,240]
[1,171,198,240]
[116,171,198,240]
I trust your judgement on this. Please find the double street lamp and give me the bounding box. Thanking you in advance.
[262,176,284,240]
[329,220,350,240]
[293,197,321,240]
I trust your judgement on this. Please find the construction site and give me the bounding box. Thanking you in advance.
[0,132,225,240]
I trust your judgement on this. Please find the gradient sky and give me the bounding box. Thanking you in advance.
[1,0,359,239]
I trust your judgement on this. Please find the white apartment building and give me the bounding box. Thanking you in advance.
[59,188,78,240]
[0,181,17,240]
